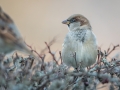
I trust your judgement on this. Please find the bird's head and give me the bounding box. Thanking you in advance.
[62,14,91,31]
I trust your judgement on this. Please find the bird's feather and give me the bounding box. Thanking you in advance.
[0,7,36,58]
[62,29,97,68]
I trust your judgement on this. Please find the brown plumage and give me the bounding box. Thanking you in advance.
[62,14,97,69]
[67,14,91,29]
[0,7,13,23]
[0,7,20,45]
[0,7,36,59]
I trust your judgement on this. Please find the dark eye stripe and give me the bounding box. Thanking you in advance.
[68,18,76,23]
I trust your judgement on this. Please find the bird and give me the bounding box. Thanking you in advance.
[61,14,98,69]
[0,7,36,58]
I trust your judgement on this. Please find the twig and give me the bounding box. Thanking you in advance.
[25,42,43,60]
[97,50,100,64]
[72,52,78,70]
[41,55,46,71]
[107,44,119,56]
[40,36,57,54]
[59,51,62,64]
[37,74,65,90]
[28,56,35,69]
[45,42,58,65]
[37,71,83,89]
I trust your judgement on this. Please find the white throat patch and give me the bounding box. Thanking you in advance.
[68,22,81,31]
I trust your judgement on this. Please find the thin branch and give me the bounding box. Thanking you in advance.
[73,52,78,70]
[45,42,58,65]
[40,36,57,54]
[25,41,43,60]
[107,44,119,56]
[28,56,35,69]
[59,51,62,64]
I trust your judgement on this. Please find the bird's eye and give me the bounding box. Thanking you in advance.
[70,18,76,23]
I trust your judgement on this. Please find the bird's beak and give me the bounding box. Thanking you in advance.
[62,20,70,25]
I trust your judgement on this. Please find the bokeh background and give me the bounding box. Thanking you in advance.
[1,0,120,89]
[1,0,120,56]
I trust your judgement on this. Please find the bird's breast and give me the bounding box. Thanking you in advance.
[62,30,97,68]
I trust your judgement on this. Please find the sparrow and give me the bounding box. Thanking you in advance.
[0,7,36,57]
[61,14,97,69]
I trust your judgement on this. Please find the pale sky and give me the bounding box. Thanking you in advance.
[0,0,120,57]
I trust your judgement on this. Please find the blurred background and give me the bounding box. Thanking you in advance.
[1,0,120,57]
[1,0,120,89]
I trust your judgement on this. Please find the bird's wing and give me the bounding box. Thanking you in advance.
[0,7,22,44]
